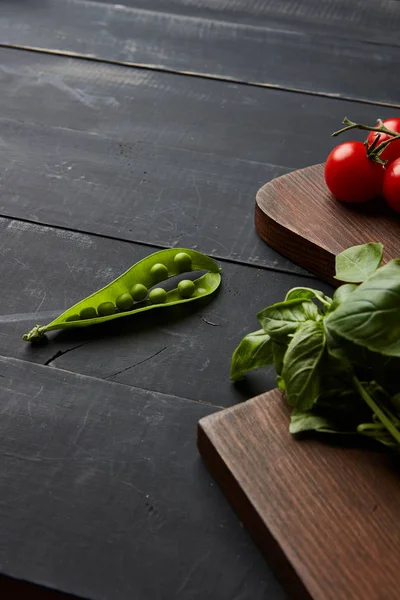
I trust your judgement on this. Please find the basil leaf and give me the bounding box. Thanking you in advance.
[285,287,317,301]
[330,283,358,311]
[276,375,286,391]
[285,287,332,306]
[325,323,367,368]
[282,320,326,411]
[290,409,346,435]
[230,329,273,381]
[335,242,383,283]
[257,299,320,341]
[272,341,287,376]
[357,426,398,448]
[326,259,400,357]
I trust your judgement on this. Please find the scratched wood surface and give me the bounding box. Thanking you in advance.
[0,216,333,408]
[85,0,400,41]
[2,0,400,105]
[1,0,398,599]
[0,47,397,273]
[0,357,285,600]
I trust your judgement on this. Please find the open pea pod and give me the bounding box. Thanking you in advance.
[23,248,222,342]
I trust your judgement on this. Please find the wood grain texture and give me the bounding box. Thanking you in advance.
[255,163,400,285]
[0,356,285,600]
[87,0,400,44]
[2,1,400,105]
[0,217,333,407]
[0,47,398,271]
[198,388,400,600]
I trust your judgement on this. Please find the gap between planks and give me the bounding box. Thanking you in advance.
[0,353,225,410]
[0,212,316,279]
[1,42,399,111]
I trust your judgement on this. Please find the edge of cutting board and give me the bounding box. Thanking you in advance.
[255,163,400,285]
[197,388,400,600]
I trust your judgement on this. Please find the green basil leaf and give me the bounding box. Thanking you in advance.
[335,242,383,283]
[282,320,326,411]
[285,287,317,301]
[230,329,273,381]
[272,341,287,376]
[358,427,398,448]
[276,375,286,391]
[289,409,345,435]
[257,299,320,341]
[325,323,366,367]
[285,287,332,306]
[325,259,400,357]
[330,283,358,311]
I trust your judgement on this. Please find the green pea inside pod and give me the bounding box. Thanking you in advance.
[65,314,80,322]
[80,307,97,320]
[131,283,148,302]
[149,288,167,304]
[174,252,192,273]
[116,293,134,311]
[178,279,195,298]
[150,263,169,283]
[98,301,116,316]
[22,248,222,342]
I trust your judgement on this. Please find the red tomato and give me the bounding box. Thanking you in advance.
[367,118,400,165]
[383,157,400,213]
[324,141,384,203]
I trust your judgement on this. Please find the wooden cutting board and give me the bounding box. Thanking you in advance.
[255,163,400,285]
[197,389,400,600]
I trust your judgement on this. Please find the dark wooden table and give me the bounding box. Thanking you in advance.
[0,1,399,598]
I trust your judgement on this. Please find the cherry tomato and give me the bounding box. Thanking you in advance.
[367,118,400,165]
[383,157,400,213]
[324,141,384,203]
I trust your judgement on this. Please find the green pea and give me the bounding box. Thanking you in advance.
[98,301,116,316]
[80,306,97,320]
[116,293,134,311]
[149,288,167,304]
[150,263,168,283]
[178,279,195,298]
[65,314,80,322]
[131,283,148,302]
[174,252,192,272]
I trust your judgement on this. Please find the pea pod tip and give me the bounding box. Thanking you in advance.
[22,325,47,342]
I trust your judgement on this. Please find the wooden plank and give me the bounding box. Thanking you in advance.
[0,48,397,271]
[255,163,400,285]
[0,115,295,273]
[0,356,285,600]
[0,217,333,407]
[86,0,400,42]
[12,0,400,45]
[1,1,400,105]
[198,388,400,600]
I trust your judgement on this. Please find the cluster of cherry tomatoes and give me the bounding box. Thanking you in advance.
[324,118,400,213]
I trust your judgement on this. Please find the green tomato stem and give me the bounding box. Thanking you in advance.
[353,376,400,446]
[332,117,399,139]
[331,117,400,164]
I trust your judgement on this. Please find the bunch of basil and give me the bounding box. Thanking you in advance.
[230,243,400,448]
